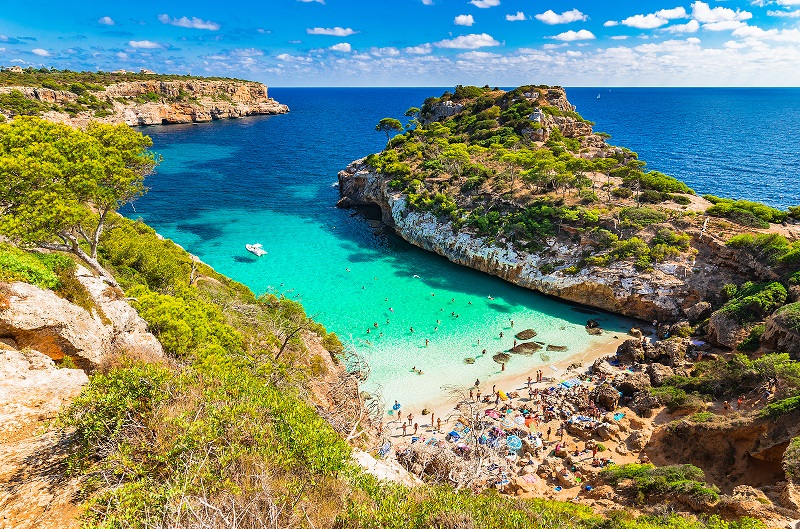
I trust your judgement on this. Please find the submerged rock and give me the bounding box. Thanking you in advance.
[515,329,537,340]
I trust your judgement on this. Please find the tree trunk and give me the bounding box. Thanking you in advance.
[39,237,120,289]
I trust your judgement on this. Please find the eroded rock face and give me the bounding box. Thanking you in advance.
[592,383,620,411]
[762,304,800,360]
[707,310,749,349]
[0,281,111,369]
[0,80,288,128]
[0,270,162,369]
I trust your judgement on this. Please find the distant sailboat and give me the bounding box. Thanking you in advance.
[596,93,601,100]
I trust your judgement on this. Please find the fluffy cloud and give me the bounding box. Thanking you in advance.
[454,14,475,26]
[604,20,619,27]
[610,35,629,40]
[128,40,164,49]
[370,46,400,56]
[276,53,312,62]
[733,25,800,42]
[656,7,688,19]
[664,19,700,33]
[329,42,352,52]
[535,9,587,25]
[768,9,800,17]
[636,37,701,53]
[506,12,526,21]
[97,16,115,26]
[307,27,357,36]
[691,2,752,23]
[777,0,800,4]
[158,14,220,31]
[421,0,434,4]
[404,43,433,54]
[703,20,747,30]
[622,14,670,29]
[436,33,500,48]
[31,48,49,56]
[469,0,500,8]
[297,0,325,3]
[550,29,595,41]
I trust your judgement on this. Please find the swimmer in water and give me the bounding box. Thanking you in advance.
[374,322,378,328]
[488,295,494,300]
[410,327,414,333]
[345,269,350,272]
[390,307,394,312]
[367,329,370,334]
[425,339,429,346]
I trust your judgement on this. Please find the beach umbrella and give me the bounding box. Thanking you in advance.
[502,417,514,428]
[506,435,523,450]
[392,402,401,410]
[524,417,535,428]
[514,416,525,425]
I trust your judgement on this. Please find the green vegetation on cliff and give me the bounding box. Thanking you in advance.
[0,67,244,89]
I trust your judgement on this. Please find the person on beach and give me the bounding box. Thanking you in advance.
[476,390,481,402]
[499,331,504,338]
[501,362,505,371]
[475,379,480,387]
[436,418,442,432]
[510,319,514,327]
[413,423,418,435]
[469,388,474,400]
[547,427,552,440]
[430,413,435,428]
[737,395,744,410]
[527,376,532,388]
[402,423,407,436]
[425,339,429,346]
[407,413,413,426]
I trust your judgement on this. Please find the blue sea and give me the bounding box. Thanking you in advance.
[122,87,800,410]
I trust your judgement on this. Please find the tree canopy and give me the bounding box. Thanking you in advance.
[375,117,403,141]
[0,116,159,285]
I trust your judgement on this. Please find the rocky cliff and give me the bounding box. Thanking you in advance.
[338,160,760,323]
[0,79,288,127]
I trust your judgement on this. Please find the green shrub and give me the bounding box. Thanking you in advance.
[774,302,800,332]
[726,232,800,270]
[0,244,64,289]
[650,385,707,412]
[705,195,787,227]
[671,194,692,205]
[785,437,800,478]
[737,324,765,352]
[720,281,787,324]
[612,186,633,199]
[689,411,715,423]
[629,171,693,194]
[760,395,800,418]
[619,207,668,228]
[600,463,719,504]
[0,89,51,116]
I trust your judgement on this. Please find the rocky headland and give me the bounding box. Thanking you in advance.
[0,77,288,127]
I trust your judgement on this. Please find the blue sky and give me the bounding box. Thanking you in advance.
[1,0,799,86]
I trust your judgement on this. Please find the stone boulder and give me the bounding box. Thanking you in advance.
[591,358,616,378]
[707,310,749,349]
[75,266,163,362]
[625,430,651,452]
[615,339,644,365]
[630,392,661,418]
[591,383,620,411]
[614,371,651,397]
[628,328,643,339]
[595,422,621,441]
[648,338,689,367]
[668,320,692,338]
[0,281,112,369]
[647,363,675,387]
[761,302,800,360]
[684,301,712,323]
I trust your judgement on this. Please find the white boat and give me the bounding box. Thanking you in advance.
[596,93,601,100]
[245,243,267,256]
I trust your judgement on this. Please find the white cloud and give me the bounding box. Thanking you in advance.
[229,48,264,57]
[436,33,500,48]
[635,37,702,52]
[777,0,800,5]
[604,20,619,27]
[703,20,747,30]
[656,7,689,19]
[276,53,312,62]
[550,29,595,41]
[622,14,669,29]
[691,2,752,23]
[733,25,800,42]
[158,14,220,31]
[97,16,115,26]
[768,9,800,16]
[370,46,400,56]
[610,35,629,40]
[297,0,325,3]
[458,51,499,59]
[329,42,352,52]
[469,0,500,8]
[421,0,434,4]
[307,27,357,36]
[128,40,164,49]
[535,9,587,25]
[506,11,526,21]
[404,43,433,54]
[31,48,49,56]
[454,14,475,26]
[664,19,701,33]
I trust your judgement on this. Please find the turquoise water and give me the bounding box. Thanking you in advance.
[124,88,632,411]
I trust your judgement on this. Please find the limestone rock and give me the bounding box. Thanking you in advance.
[591,383,620,411]
[630,392,661,418]
[595,422,621,441]
[685,301,712,323]
[646,363,675,387]
[74,266,163,361]
[591,358,616,378]
[615,339,644,365]
[0,281,111,369]
[762,303,800,360]
[628,328,643,339]
[707,310,749,349]
[648,338,689,367]
[614,371,651,397]
[625,430,651,452]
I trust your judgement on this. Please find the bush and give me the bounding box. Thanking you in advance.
[632,171,693,194]
[785,437,800,478]
[726,232,800,270]
[0,89,51,116]
[650,385,707,412]
[600,463,719,504]
[738,324,765,352]
[720,281,787,324]
[619,207,668,228]
[612,186,633,199]
[0,244,64,289]
[671,194,692,205]
[705,195,787,227]
[760,395,800,418]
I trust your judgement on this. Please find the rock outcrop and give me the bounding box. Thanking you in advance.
[0,80,288,128]
[0,268,162,370]
[707,310,749,350]
[337,160,761,323]
[762,303,800,360]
